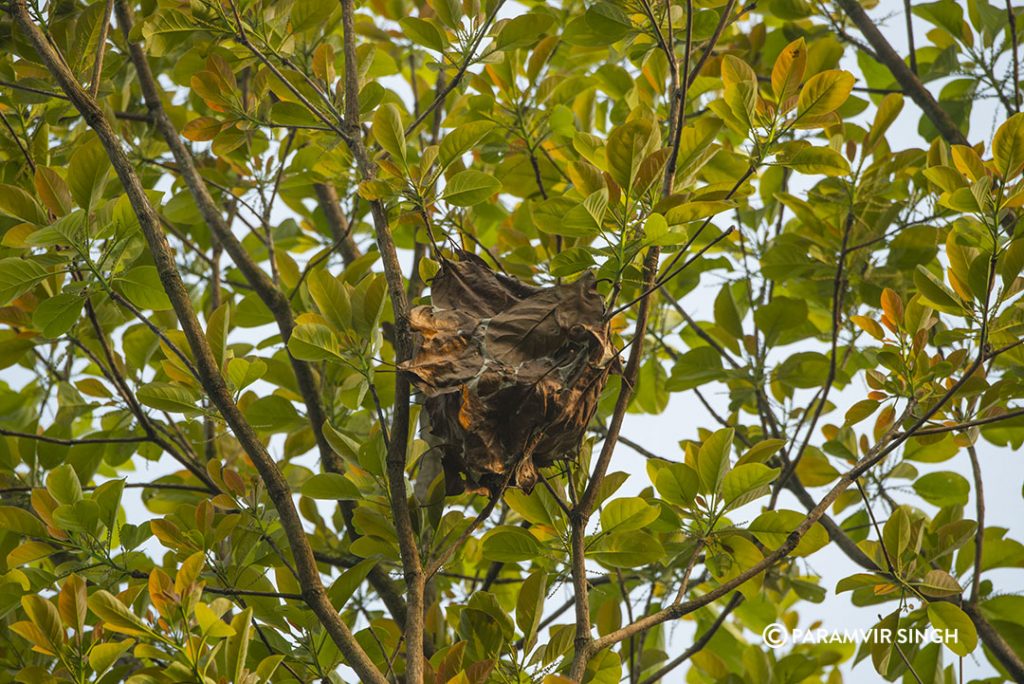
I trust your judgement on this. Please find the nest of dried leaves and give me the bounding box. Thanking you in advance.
[401,254,616,496]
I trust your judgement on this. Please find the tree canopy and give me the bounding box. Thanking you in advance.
[1,0,1024,681]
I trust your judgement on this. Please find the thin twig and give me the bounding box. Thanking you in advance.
[966,445,985,603]
[90,0,115,97]
[637,594,742,684]
[0,109,35,172]
[1008,0,1022,112]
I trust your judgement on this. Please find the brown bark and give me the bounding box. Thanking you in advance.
[835,0,969,146]
[12,6,386,682]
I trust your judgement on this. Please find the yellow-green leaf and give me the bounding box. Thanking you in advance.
[372,103,407,162]
[797,70,855,119]
[993,112,1024,179]
[443,170,501,206]
[772,37,806,105]
[926,602,977,656]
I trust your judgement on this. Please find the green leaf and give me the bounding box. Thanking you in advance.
[836,572,890,594]
[588,530,665,568]
[793,446,840,485]
[585,649,621,684]
[696,427,734,494]
[653,462,700,506]
[600,497,660,532]
[0,183,47,224]
[714,284,744,339]
[772,38,807,104]
[33,293,84,338]
[195,602,235,638]
[88,639,133,675]
[443,170,502,206]
[398,17,448,52]
[21,595,62,650]
[496,13,555,50]
[606,119,655,192]
[0,258,49,306]
[940,186,981,213]
[46,464,83,505]
[516,570,546,651]
[7,540,55,567]
[352,273,387,338]
[721,54,758,128]
[288,322,343,361]
[926,602,977,656]
[92,480,123,529]
[914,265,965,314]
[226,607,253,682]
[554,189,608,237]
[993,112,1024,178]
[372,103,406,162]
[916,569,963,598]
[481,526,542,563]
[327,559,376,609]
[721,463,779,510]
[797,70,855,119]
[923,165,967,193]
[914,471,970,507]
[438,121,495,169]
[87,590,154,637]
[736,439,786,466]
[244,395,301,432]
[674,118,722,184]
[306,271,354,331]
[53,500,100,534]
[844,399,880,426]
[748,509,828,556]
[851,315,885,340]
[114,266,173,311]
[643,212,682,246]
[227,357,267,391]
[255,655,285,682]
[864,93,904,153]
[322,422,362,462]
[780,146,851,176]
[550,247,596,277]
[68,139,111,211]
[136,383,202,414]
[0,505,47,537]
[205,302,230,368]
[301,473,361,500]
[431,0,461,29]
[664,200,735,224]
[562,5,632,46]
[754,296,807,346]
[882,507,911,560]
[666,346,725,391]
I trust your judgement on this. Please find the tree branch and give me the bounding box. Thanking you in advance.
[12,8,386,682]
[313,183,361,266]
[834,0,969,146]
[966,445,985,603]
[771,209,854,505]
[637,593,742,684]
[339,0,424,677]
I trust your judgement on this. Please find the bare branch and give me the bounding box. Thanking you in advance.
[637,594,742,684]
[834,0,969,146]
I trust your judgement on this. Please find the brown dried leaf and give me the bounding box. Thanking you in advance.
[401,255,615,495]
